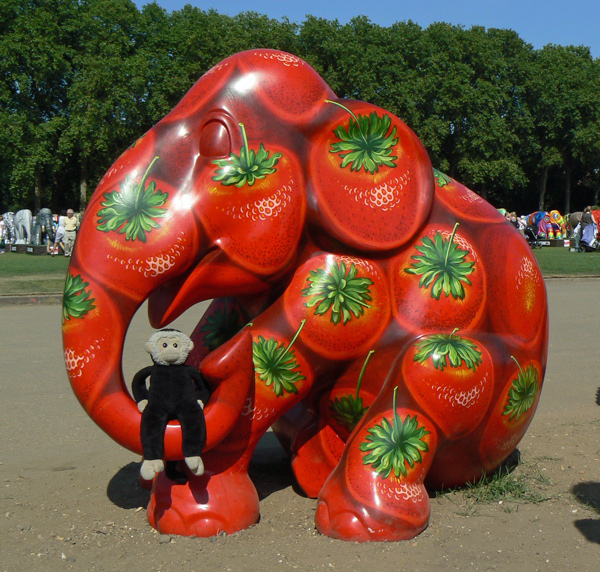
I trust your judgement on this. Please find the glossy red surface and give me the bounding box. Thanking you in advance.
[63,49,548,542]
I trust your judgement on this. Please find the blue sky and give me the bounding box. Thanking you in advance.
[132,0,599,58]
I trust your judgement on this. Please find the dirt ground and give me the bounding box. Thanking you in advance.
[1,278,599,572]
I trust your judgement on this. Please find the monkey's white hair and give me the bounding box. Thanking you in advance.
[147,328,193,365]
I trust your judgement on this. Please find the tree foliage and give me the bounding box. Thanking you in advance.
[1,2,599,215]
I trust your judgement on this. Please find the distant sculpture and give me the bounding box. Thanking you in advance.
[14,209,33,244]
[2,212,15,244]
[32,208,55,246]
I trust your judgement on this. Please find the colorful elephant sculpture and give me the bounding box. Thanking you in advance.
[62,49,548,542]
[527,210,565,239]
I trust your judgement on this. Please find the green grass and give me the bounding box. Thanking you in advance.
[0,242,598,296]
[532,246,600,276]
[438,460,553,516]
[0,251,70,295]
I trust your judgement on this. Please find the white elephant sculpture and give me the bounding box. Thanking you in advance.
[14,209,33,244]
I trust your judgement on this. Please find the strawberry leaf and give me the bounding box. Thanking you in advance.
[503,361,539,421]
[329,350,374,432]
[327,100,398,174]
[301,260,373,325]
[63,272,96,324]
[413,332,483,372]
[433,168,451,187]
[96,157,168,243]
[212,122,282,187]
[360,387,430,479]
[330,394,368,433]
[252,321,306,397]
[404,223,475,300]
[200,304,244,352]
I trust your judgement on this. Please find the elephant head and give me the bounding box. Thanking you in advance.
[32,208,55,245]
[63,49,434,457]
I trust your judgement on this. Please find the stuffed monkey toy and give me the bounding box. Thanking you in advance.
[132,329,211,481]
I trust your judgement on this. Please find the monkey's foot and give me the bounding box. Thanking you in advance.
[184,456,204,476]
[140,459,164,481]
[315,467,430,542]
[147,466,259,537]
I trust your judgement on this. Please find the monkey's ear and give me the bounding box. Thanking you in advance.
[145,341,153,355]
[188,340,194,353]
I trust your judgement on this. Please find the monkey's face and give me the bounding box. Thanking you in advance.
[146,330,194,366]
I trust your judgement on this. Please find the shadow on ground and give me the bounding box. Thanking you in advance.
[572,481,600,544]
[107,461,151,509]
[105,432,295,510]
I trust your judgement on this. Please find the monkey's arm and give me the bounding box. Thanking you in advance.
[132,366,154,404]
[190,367,212,406]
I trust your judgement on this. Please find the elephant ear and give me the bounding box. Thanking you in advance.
[307,99,434,251]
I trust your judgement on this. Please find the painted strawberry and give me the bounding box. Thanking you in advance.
[237,49,335,125]
[402,331,494,439]
[480,226,548,347]
[75,156,202,301]
[389,222,486,333]
[283,254,390,360]
[194,122,305,276]
[248,321,314,431]
[308,99,434,251]
[316,387,438,541]
[433,169,508,224]
[479,357,543,470]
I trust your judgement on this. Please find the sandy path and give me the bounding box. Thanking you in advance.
[1,279,599,571]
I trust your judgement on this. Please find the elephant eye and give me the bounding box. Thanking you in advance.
[162,343,168,348]
[173,343,178,348]
[199,120,230,158]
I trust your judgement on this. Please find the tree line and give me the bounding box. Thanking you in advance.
[2,0,600,216]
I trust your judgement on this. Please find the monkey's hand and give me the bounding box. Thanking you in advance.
[137,399,148,413]
[197,400,204,409]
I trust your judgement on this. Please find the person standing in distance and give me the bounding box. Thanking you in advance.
[63,209,79,257]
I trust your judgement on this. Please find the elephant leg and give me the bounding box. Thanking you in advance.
[315,381,439,542]
[146,307,317,537]
[290,420,345,498]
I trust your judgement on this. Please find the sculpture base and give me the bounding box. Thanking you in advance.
[26,245,48,255]
[537,239,569,247]
[10,244,27,253]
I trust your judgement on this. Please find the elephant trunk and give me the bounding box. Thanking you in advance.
[62,145,209,457]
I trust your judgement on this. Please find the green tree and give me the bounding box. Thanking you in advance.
[412,24,535,206]
[526,45,600,213]
[59,0,146,212]
[0,0,73,211]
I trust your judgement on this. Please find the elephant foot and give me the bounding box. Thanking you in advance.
[147,465,259,537]
[290,423,345,498]
[315,469,430,542]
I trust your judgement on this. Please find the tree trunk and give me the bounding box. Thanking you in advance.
[538,166,548,210]
[79,159,88,213]
[34,166,42,213]
[564,167,571,215]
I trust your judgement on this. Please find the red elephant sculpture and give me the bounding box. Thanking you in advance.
[62,49,548,542]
